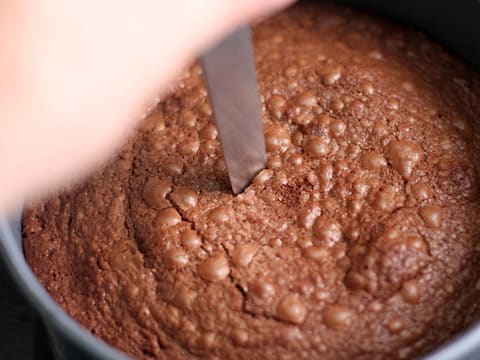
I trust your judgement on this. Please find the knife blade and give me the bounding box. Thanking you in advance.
[201,26,266,195]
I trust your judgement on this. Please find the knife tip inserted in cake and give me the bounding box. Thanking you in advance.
[201,26,266,195]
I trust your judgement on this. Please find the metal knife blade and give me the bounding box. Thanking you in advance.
[201,26,266,195]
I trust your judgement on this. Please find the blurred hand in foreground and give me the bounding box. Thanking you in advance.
[0,0,294,210]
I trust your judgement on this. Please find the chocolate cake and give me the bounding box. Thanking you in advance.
[23,3,480,359]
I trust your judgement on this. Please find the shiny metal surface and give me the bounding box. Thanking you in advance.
[201,26,266,194]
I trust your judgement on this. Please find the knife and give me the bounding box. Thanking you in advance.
[201,26,266,195]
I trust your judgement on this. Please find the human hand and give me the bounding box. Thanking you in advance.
[0,0,294,210]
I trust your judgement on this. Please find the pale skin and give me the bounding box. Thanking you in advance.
[0,0,294,212]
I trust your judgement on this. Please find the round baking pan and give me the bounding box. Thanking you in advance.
[1,0,479,359]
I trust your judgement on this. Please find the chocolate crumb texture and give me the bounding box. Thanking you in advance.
[24,3,480,360]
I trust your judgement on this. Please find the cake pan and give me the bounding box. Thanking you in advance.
[0,0,479,359]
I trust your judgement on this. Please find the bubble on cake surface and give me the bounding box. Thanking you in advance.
[312,216,342,247]
[387,317,405,334]
[361,151,387,170]
[197,102,212,117]
[199,123,218,140]
[164,248,189,269]
[411,182,431,201]
[252,169,273,185]
[181,229,202,250]
[387,140,423,179]
[401,279,421,304]
[251,279,276,299]
[177,138,200,156]
[265,125,291,153]
[418,205,443,228]
[329,119,346,138]
[323,304,354,329]
[267,95,287,119]
[142,177,172,209]
[362,81,375,95]
[320,65,342,85]
[276,294,307,324]
[231,328,249,345]
[155,208,182,227]
[304,137,330,157]
[178,109,197,128]
[303,245,329,262]
[296,90,317,107]
[198,255,230,282]
[163,159,184,176]
[197,331,216,350]
[208,207,231,223]
[170,187,198,211]
[232,244,258,267]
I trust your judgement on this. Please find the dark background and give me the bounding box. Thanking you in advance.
[0,258,35,360]
[0,259,53,360]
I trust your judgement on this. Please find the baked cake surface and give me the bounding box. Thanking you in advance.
[24,3,480,359]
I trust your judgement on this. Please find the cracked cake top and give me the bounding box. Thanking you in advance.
[23,3,480,359]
